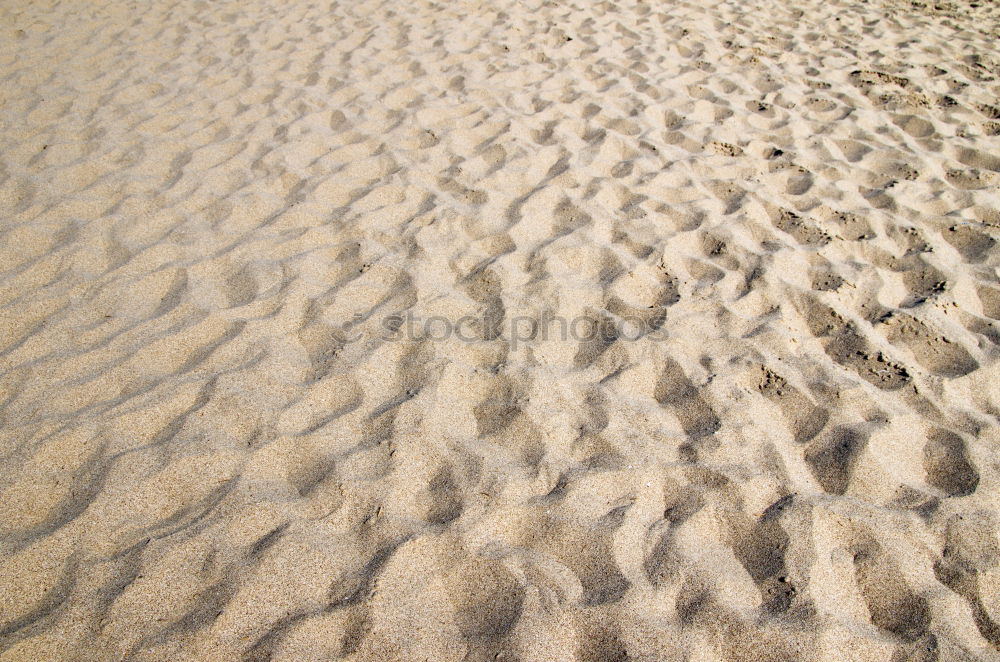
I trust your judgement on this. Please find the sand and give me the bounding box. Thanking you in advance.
[1,0,999,659]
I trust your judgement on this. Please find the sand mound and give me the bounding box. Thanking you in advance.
[1,0,998,659]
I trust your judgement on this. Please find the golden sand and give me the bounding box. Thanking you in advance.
[1,0,999,659]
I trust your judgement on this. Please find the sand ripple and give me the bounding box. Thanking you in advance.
[1,0,998,659]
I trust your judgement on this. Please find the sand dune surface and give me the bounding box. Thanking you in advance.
[1,0,999,659]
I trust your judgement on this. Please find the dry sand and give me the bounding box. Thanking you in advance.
[1,0,1000,659]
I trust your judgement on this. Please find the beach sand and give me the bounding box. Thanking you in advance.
[1,0,999,659]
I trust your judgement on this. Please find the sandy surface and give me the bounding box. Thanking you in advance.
[1,0,999,659]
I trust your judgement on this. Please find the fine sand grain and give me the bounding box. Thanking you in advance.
[1,0,999,659]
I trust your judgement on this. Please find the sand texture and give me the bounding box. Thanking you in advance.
[1,0,1000,659]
